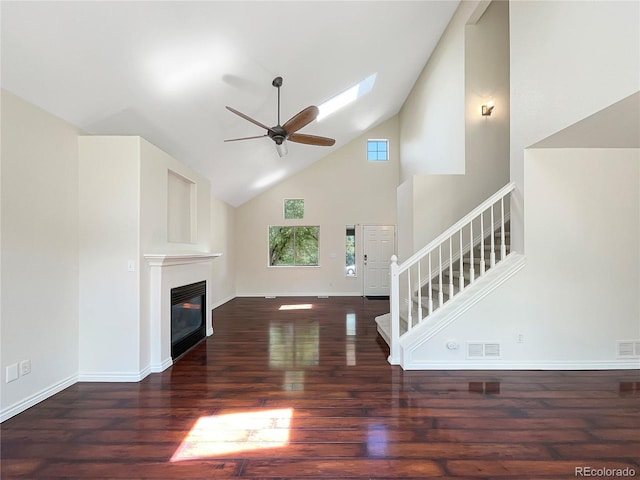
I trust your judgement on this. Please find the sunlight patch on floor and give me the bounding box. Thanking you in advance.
[279,303,313,310]
[170,408,293,462]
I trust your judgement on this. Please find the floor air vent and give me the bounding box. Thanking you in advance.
[467,342,501,359]
[617,341,640,358]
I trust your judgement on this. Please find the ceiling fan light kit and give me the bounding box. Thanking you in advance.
[225,76,335,157]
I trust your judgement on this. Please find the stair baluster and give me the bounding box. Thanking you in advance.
[501,197,507,260]
[469,221,475,283]
[449,237,455,299]
[459,229,465,292]
[438,245,444,308]
[480,213,486,275]
[427,252,433,315]
[490,205,496,268]
[417,262,422,324]
[407,268,412,331]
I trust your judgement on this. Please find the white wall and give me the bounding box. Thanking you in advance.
[235,116,399,296]
[399,0,510,252]
[410,148,640,368]
[1,90,80,419]
[140,138,212,255]
[210,197,236,309]
[399,1,472,178]
[78,137,141,378]
[509,0,640,251]
[396,179,414,261]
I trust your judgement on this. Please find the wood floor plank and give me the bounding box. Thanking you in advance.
[1,296,638,479]
[242,458,445,477]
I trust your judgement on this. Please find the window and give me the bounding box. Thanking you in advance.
[345,225,356,276]
[367,139,388,161]
[283,199,304,219]
[269,226,319,266]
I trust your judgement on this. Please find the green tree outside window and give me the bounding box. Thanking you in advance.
[284,199,304,219]
[269,226,319,266]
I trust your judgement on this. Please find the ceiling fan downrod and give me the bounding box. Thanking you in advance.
[272,76,283,126]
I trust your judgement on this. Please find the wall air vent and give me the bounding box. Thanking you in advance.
[467,342,501,359]
[617,341,640,358]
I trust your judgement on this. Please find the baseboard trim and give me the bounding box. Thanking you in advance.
[236,292,364,298]
[150,357,173,373]
[210,294,235,310]
[404,360,640,370]
[77,369,153,382]
[1,374,77,423]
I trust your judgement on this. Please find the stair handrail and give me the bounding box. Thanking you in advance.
[397,182,516,274]
[388,181,516,365]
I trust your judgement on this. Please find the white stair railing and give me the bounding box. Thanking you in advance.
[388,182,515,364]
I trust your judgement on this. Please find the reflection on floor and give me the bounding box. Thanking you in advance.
[171,408,293,461]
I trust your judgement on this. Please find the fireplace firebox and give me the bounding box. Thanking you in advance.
[171,281,206,359]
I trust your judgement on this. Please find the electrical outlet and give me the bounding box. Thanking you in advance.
[20,360,31,376]
[516,334,524,343]
[6,363,19,383]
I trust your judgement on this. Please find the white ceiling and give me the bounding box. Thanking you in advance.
[1,1,459,206]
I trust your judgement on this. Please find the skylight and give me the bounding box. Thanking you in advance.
[317,73,377,121]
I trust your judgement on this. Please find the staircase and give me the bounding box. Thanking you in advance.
[409,225,509,324]
[376,182,526,368]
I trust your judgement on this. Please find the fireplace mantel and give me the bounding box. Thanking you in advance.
[144,252,222,267]
[144,252,221,373]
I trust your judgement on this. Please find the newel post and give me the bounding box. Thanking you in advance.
[388,255,401,365]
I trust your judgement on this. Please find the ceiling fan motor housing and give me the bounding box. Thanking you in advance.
[268,125,287,145]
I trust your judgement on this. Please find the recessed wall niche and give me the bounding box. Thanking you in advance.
[167,170,196,243]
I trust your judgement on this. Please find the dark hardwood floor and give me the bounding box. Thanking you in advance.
[2,297,639,479]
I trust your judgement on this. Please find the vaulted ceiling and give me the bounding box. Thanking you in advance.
[1,1,459,206]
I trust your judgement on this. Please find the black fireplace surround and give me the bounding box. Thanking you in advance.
[171,281,206,359]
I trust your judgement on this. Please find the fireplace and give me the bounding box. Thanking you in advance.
[171,281,206,359]
[145,252,220,372]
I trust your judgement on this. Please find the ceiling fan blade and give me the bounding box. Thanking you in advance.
[225,106,272,132]
[224,134,268,142]
[288,133,336,147]
[282,106,319,135]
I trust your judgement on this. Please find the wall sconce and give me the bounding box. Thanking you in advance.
[482,100,495,116]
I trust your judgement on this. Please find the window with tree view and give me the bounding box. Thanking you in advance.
[284,199,304,219]
[269,226,319,266]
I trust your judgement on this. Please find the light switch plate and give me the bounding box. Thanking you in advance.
[6,363,19,383]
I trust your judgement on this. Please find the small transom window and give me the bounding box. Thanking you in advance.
[367,139,388,161]
[284,199,304,219]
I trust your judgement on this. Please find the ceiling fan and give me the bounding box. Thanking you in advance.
[224,76,335,157]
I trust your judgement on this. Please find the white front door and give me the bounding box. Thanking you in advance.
[363,225,396,297]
